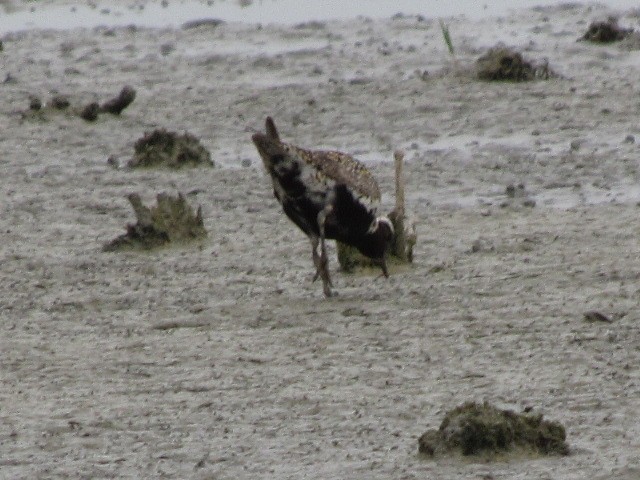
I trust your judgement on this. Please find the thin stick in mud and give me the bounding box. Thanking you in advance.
[392,150,408,262]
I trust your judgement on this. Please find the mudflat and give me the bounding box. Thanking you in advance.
[1,2,639,478]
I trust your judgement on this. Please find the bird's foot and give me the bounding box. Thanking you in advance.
[320,271,335,297]
[323,286,337,298]
[312,268,334,287]
[312,255,332,287]
[317,253,335,296]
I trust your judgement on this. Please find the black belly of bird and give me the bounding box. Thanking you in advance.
[281,195,324,238]
[279,182,379,259]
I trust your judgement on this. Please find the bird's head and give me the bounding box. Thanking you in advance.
[252,131,278,161]
[252,117,287,169]
[365,215,394,277]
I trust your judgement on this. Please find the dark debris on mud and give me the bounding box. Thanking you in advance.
[20,85,136,122]
[128,129,214,169]
[103,193,207,251]
[581,18,633,43]
[418,402,570,460]
[100,85,137,115]
[79,102,99,121]
[476,46,556,81]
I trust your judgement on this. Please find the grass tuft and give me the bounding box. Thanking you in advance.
[439,19,455,55]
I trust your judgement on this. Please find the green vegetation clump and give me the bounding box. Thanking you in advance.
[336,242,363,273]
[336,213,416,274]
[128,129,213,168]
[337,151,416,273]
[418,402,569,460]
[103,193,207,251]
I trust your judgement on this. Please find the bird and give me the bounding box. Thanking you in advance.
[251,116,394,297]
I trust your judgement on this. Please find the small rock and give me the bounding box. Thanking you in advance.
[623,134,635,144]
[241,158,252,168]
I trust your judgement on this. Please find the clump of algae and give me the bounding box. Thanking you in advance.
[128,129,213,169]
[418,401,569,460]
[103,193,206,251]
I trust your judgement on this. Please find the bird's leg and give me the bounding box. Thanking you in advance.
[317,206,334,297]
[310,235,322,282]
[310,235,332,290]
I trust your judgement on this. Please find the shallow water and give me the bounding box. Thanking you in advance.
[0,0,637,33]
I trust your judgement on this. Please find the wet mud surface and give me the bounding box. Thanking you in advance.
[1,2,640,479]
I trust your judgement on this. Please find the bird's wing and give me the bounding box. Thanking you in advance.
[287,145,381,202]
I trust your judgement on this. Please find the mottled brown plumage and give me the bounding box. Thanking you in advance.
[286,146,381,202]
[262,117,381,202]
